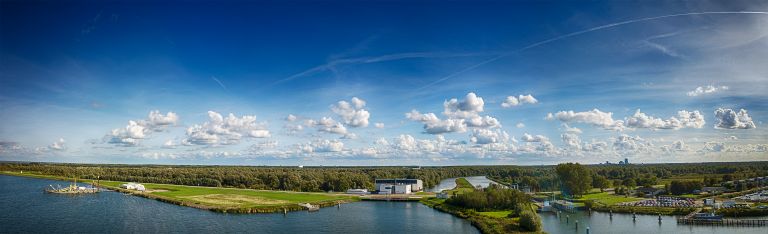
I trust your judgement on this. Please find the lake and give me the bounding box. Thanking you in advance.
[0,175,478,234]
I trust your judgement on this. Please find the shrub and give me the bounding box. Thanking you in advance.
[519,211,542,232]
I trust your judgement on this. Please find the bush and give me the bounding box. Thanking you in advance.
[519,211,542,232]
[445,184,530,211]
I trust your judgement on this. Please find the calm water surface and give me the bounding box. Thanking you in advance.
[0,175,478,234]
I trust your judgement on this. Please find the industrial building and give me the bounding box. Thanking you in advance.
[375,179,423,194]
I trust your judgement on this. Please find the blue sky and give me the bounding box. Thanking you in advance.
[1,0,767,165]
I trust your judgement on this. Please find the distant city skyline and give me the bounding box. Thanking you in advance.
[1,0,767,165]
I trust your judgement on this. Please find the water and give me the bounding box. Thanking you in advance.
[429,176,495,192]
[0,175,478,234]
[540,210,767,234]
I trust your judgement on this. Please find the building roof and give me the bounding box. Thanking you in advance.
[375,179,421,184]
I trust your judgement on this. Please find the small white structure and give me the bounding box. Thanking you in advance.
[120,182,146,191]
[346,189,369,194]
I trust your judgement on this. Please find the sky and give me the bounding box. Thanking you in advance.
[0,0,767,165]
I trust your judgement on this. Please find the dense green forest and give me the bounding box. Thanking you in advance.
[1,161,767,193]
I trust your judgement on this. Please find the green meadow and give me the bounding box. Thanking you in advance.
[2,171,356,213]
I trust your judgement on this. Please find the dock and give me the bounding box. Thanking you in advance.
[677,208,767,226]
[677,218,767,226]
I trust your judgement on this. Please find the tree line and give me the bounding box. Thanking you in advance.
[2,161,766,193]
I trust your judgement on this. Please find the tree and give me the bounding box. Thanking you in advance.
[518,211,542,232]
[592,175,610,192]
[669,180,704,195]
[622,178,636,188]
[555,163,592,197]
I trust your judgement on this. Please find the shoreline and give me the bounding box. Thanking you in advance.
[419,178,538,234]
[0,171,359,214]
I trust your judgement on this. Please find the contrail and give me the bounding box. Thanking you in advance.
[417,11,768,90]
[211,76,226,90]
[274,51,500,85]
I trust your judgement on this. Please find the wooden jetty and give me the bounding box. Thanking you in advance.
[677,218,767,226]
[677,208,767,226]
[551,200,578,213]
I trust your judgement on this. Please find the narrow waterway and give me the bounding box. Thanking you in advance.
[428,176,496,192]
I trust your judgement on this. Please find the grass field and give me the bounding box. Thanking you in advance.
[580,192,643,206]
[1,171,357,213]
[99,180,354,209]
[478,210,514,218]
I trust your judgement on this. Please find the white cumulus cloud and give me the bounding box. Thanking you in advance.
[624,109,705,130]
[522,133,549,142]
[470,129,509,145]
[714,108,756,129]
[501,94,538,108]
[105,110,180,146]
[687,85,729,97]
[182,111,271,146]
[407,92,501,134]
[302,139,344,153]
[546,109,624,131]
[331,97,370,128]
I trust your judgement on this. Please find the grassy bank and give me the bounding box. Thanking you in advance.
[578,192,642,206]
[1,170,357,214]
[421,197,537,234]
[420,178,541,234]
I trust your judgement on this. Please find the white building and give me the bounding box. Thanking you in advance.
[375,179,423,194]
[120,182,146,191]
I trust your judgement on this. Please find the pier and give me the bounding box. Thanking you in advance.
[677,208,767,226]
[677,218,767,226]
